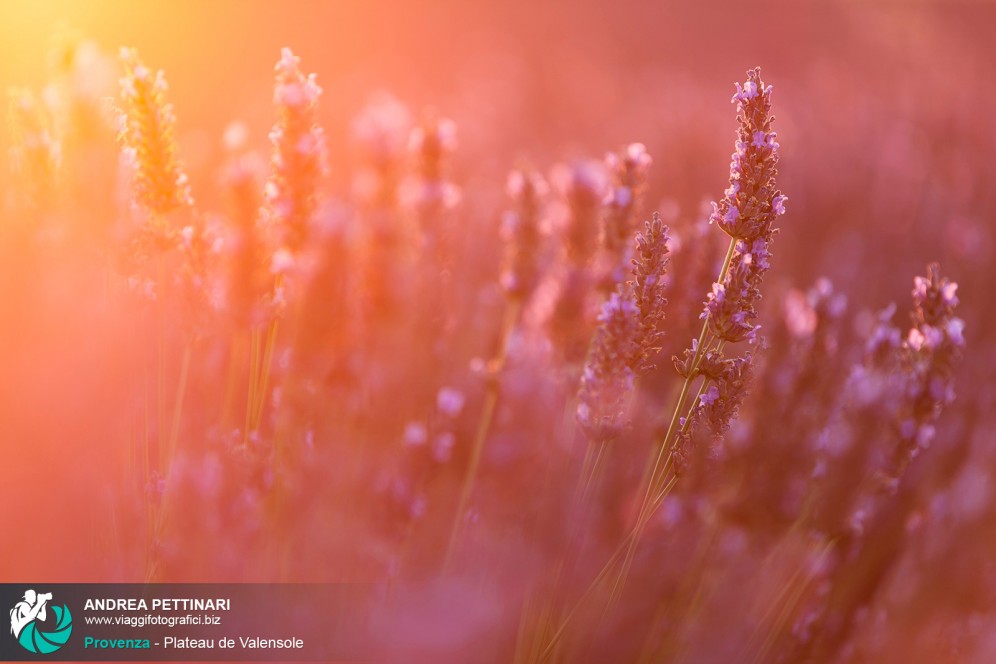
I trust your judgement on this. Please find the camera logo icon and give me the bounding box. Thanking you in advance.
[9,589,73,654]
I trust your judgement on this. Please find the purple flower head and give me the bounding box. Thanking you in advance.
[703,251,762,344]
[436,387,466,418]
[351,92,412,170]
[576,289,642,443]
[713,68,783,242]
[723,206,740,225]
[946,318,965,347]
[409,116,458,178]
[401,113,461,219]
[689,351,756,440]
[732,80,759,103]
[263,48,329,252]
[630,213,671,372]
[117,47,193,218]
[886,263,965,481]
[700,385,721,407]
[911,263,961,329]
[553,159,607,265]
[601,144,653,278]
[941,282,959,307]
[501,166,547,298]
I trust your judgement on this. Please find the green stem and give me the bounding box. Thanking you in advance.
[157,254,167,471]
[244,326,260,445]
[167,342,192,466]
[445,297,521,567]
[612,239,738,599]
[536,474,679,663]
[538,238,740,657]
[253,318,280,429]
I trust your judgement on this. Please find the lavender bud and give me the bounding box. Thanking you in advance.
[576,290,641,443]
[500,167,547,299]
[711,67,785,242]
[630,212,670,372]
[262,48,328,253]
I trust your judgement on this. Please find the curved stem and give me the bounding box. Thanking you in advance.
[614,239,739,597]
[445,297,522,567]
[537,237,740,657]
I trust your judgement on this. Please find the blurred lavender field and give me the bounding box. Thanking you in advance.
[1,1,995,662]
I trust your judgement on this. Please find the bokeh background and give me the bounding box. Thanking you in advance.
[1,1,995,662]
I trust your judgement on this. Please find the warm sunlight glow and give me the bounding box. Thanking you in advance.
[0,2,991,662]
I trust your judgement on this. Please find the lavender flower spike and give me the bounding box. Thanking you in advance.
[702,68,786,345]
[263,48,329,255]
[891,263,964,476]
[602,143,653,285]
[118,47,193,216]
[672,351,754,474]
[7,88,60,208]
[631,212,670,372]
[577,214,670,443]
[500,167,548,299]
[576,290,641,443]
[711,67,786,242]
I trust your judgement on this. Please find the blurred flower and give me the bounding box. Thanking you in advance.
[404,422,428,447]
[548,159,608,361]
[432,432,456,463]
[436,387,466,418]
[891,263,964,476]
[500,167,548,299]
[399,113,461,216]
[576,290,640,443]
[865,302,902,363]
[784,289,818,339]
[600,143,652,289]
[219,135,274,326]
[352,92,413,166]
[117,47,192,219]
[350,92,412,207]
[553,159,607,266]
[7,88,61,208]
[261,47,328,254]
[785,278,847,347]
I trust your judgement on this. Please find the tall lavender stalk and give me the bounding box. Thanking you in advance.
[550,160,607,362]
[247,48,328,444]
[891,263,964,479]
[781,263,964,664]
[445,167,547,566]
[501,168,548,300]
[598,143,652,293]
[115,48,196,582]
[660,67,786,489]
[262,48,328,257]
[402,113,461,365]
[576,213,670,444]
[7,88,61,211]
[573,216,668,509]
[117,48,193,228]
[613,67,786,608]
[538,71,786,659]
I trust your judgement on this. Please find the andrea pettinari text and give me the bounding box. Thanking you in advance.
[1,583,369,661]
